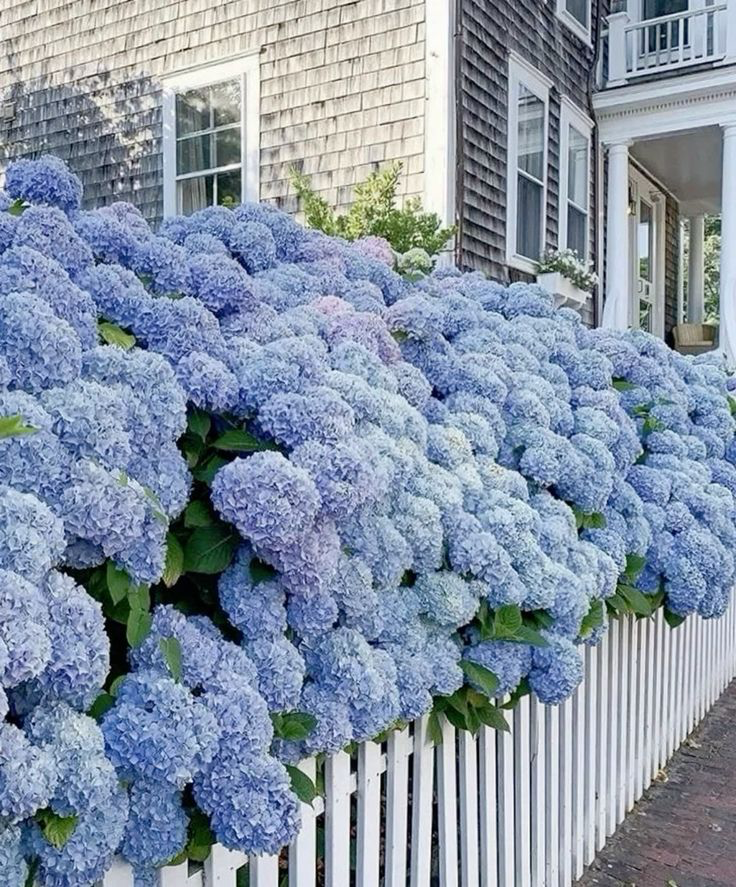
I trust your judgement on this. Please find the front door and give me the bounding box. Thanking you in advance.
[629,167,664,336]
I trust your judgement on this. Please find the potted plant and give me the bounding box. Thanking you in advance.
[535,248,598,309]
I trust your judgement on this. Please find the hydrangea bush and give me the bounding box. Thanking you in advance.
[1,156,735,885]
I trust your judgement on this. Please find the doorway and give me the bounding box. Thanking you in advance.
[629,166,665,336]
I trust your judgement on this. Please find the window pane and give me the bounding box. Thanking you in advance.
[516,174,543,260]
[517,86,545,182]
[177,134,212,174]
[178,175,214,214]
[215,128,241,167]
[211,80,241,127]
[567,205,587,258]
[568,126,588,208]
[566,0,588,27]
[638,200,653,282]
[176,89,209,135]
[217,169,242,207]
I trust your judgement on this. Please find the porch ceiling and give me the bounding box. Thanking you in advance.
[631,126,722,215]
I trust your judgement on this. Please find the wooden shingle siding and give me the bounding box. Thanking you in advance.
[459,0,603,301]
[664,195,681,342]
[0,0,426,226]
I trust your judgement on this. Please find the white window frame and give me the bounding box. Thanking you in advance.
[506,53,552,275]
[162,51,260,217]
[558,96,594,262]
[555,0,592,45]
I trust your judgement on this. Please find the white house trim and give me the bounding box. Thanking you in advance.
[161,51,261,217]
[424,0,456,241]
[558,96,594,261]
[594,66,736,143]
[555,0,593,47]
[506,53,551,275]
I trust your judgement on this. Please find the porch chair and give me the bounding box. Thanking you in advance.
[672,323,718,355]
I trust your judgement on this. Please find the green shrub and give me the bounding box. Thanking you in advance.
[288,161,455,256]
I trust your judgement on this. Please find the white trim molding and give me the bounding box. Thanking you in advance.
[558,96,594,261]
[424,0,457,255]
[555,0,593,46]
[505,53,551,275]
[594,66,736,144]
[161,51,261,217]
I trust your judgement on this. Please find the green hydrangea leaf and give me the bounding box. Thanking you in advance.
[286,765,318,805]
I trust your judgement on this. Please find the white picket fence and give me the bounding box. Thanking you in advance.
[101,607,736,887]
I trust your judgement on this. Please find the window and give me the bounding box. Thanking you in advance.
[162,53,260,216]
[506,54,551,273]
[556,0,591,42]
[558,98,594,262]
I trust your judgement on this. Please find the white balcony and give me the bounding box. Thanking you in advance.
[601,1,736,87]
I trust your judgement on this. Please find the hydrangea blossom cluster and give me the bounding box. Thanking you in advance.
[2,155,736,883]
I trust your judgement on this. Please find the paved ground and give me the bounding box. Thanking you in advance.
[576,681,736,887]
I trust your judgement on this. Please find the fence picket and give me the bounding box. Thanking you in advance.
[410,716,435,887]
[356,741,382,887]
[437,718,459,887]
[543,704,559,886]
[605,619,619,836]
[497,698,516,886]
[248,855,279,887]
[530,699,546,887]
[583,645,598,865]
[289,758,317,887]
[571,673,586,880]
[324,750,352,887]
[385,727,411,887]
[479,726,498,887]
[458,729,480,887]
[513,696,532,887]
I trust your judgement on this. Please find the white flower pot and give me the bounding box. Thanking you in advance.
[536,271,591,310]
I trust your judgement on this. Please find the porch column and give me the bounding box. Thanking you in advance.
[602,140,632,330]
[687,214,706,324]
[721,123,736,365]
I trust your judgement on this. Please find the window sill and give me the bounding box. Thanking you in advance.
[507,253,540,276]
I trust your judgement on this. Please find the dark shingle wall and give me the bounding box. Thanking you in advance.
[459,0,604,303]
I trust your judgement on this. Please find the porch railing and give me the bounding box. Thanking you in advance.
[604,3,731,86]
[94,607,736,886]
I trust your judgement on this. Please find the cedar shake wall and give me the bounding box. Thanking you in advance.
[0,0,427,226]
[459,0,607,327]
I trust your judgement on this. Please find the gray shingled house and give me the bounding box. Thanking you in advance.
[2,0,735,352]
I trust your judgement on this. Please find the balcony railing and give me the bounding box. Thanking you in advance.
[602,2,735,87]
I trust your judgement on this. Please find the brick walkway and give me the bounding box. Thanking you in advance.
[576,680,736,887]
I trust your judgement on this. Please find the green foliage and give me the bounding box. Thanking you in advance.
[0,414,37,439]
[431,686,510,737]
[172,809,216,864]
[98,320,136,350]
[271,712,317,741]
[460,660,499,697]
[182,525,238,574]
[288,161,455,255]
[212,429,280,453]
[159,637,183,683]
[162,532,185,587]
[286,764,318,805]
[474,602,549,647]
[572,506,607,530]
[35,809,78,849]
[664,608,686,629]
[88,692,115,721]
[7,198,26,216]
[579,599,605,640]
